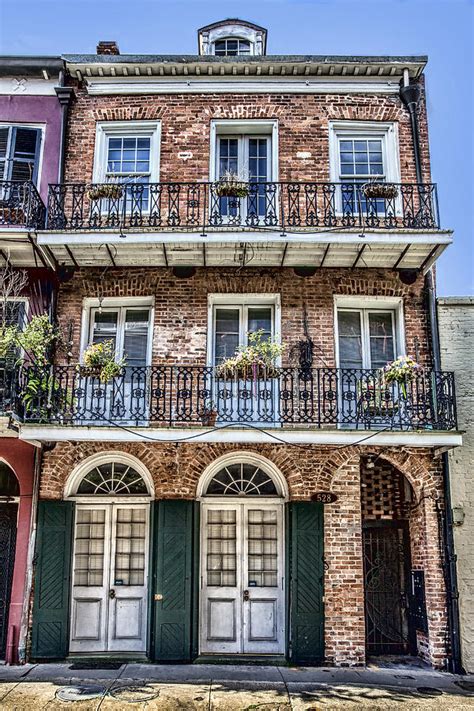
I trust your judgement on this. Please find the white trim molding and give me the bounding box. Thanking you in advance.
[196,451,288,499]
[92,120,161,183]
[64,450,155,499]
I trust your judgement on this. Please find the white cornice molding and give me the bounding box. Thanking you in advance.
[85,77,402,96]
[0,77,59,96]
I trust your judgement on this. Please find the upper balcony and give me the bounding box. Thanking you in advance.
[0,181,47,266]
[37,181,452,271]
[9,363,461,448]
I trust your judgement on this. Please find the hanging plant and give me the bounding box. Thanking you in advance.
[362,181,399,200]
[79,340,126,383]
[214,171,249,198]
[216,330,283,380]
[383,355,421,398]
[88,184,124,201]
[358,378,399,417]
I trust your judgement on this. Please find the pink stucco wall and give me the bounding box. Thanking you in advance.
[0,94,62,200]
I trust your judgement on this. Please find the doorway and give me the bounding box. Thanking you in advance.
[199,460,285,655]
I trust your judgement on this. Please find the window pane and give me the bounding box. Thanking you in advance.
[123,309,149,367]
[338,311,363,369]
[92,311,118,347]
[248,307,272,338]
[368,312,395,368]
[215,308,240,363]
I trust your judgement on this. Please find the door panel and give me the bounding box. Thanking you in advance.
[200,502,284,655]
[70,503,148,654]
[0,504,17,658]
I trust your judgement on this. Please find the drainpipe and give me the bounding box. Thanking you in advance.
[400,71,464,674]
[54,70,74,185]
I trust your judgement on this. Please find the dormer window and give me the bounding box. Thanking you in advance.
[214,38,251,56]
[198,19,267,56]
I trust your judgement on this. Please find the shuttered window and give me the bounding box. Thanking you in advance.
[0,126,41,183]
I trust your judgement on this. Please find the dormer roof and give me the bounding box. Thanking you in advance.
[197,18,268,56]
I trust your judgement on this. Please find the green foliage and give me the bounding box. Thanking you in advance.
[17,315,58,365]
[217,329,284,378]
[81,340,126,383]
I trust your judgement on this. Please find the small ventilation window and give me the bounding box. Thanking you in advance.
[214,38,251,56]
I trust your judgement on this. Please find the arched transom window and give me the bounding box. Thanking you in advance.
[76,462,149,495]
[205,462,279,496]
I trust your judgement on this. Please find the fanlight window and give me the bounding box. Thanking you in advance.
[76,462,149,495]
[205,463,279,496]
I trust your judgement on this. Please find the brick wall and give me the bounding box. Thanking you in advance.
[63,81,431,184]
[39,440,447,666]
[438,297,474,672]
[56,266,432,368]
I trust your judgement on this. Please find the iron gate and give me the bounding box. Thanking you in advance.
[0,504,17,658]
[363,524,414,655]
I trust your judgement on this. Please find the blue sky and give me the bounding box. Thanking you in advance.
[0,0,472,295]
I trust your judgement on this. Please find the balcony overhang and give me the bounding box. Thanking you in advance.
[18,424,462,448]
[0,228,56,268]
[37,228,452,271]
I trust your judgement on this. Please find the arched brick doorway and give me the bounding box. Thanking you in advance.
[361,455,418,657]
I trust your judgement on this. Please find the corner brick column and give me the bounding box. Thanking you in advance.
[324,456,365,665]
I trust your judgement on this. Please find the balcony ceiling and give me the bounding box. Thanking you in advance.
[36,229,452,272]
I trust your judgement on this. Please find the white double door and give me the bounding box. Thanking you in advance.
[200,502,285,654]
[70,503,149,654]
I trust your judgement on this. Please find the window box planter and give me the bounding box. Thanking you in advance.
[362,183,399,200]
[87,184,124,201]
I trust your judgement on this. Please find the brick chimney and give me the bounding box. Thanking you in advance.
[96,41,120,55]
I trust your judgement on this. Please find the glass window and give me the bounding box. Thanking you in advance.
[214,308,240,363]
[89,306,151,367]
[213,303,275,365]
[337,309,396,370]
[106,136,151,181]
[214,38,251,56]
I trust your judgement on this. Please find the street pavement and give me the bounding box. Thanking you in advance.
[0,662,473,709]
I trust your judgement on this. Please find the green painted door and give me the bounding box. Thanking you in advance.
[31,501,74,659]
[151,500,197,661]
[289,502,324,664]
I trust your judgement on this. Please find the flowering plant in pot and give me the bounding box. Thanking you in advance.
[79,340,126,383]
[216,330,283,380]
[214,170,250,198]
[383,355,421,398]
[362,179,399,200]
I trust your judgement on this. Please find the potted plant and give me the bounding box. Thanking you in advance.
[199,399,218,427]
[87,183,124,201]
[383,355,421,398]
[362,180,399,200]
[78,340,126,383]
[216,330,284,380]
[214,170,250,198]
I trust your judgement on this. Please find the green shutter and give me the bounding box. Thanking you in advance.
[289,501,324,664]
[152,500,195,661]
[31,501,74,659]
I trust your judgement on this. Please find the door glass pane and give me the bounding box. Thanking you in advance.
[91,311,118,349]
[368,312,395,369]
[207,509,236,587]
[214,308,240,364]
[247,307,272,342]
[338,311,363,369]
[74,509,106,587]
[247,509,278,587]
[114,508,146,586]
[218,138,238,178]
[123,309,149,367]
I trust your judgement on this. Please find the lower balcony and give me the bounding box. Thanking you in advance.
[0,180,47,266]
[13,366,457,443]
[38,182,452,271]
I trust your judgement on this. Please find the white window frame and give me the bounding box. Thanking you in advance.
[0,122,45,186]
[329,121,401,214]
[80,297,154,366]
[209,120,279,182]
[333,296,406,370]
[92,120,161,184]
[207,294,281,366]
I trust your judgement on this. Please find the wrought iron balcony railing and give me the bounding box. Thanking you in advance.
[14,365,456,431]
[0,360,16,416]
[0,181,46,230]
[46,182,440,232]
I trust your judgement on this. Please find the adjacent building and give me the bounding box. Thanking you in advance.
[0,19,463,669]
[438,297,474,673]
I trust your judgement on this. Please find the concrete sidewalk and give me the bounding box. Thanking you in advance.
[0,662,473,709]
